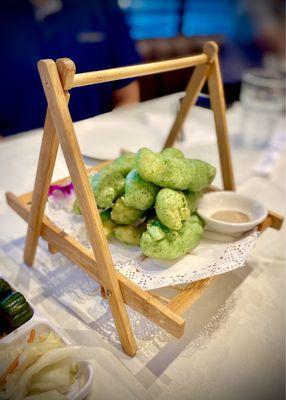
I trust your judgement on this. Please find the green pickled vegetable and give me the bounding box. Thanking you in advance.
[5,300,30,318]
[0,278,11,299]
[10,307,33,328]
[111,198,143,225]
[123,169,159,211]
[0,292,26,313]
[0,290,34,331]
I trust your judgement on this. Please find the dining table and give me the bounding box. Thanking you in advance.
[0,93,285,400]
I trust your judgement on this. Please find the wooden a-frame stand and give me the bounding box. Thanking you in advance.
[6,42,283,356]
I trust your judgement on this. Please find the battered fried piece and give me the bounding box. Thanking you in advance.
[136,148,215,191]
[140,215,204,260]
[136,148,193,190]
[186,159,216,192]
[111,197,144,225]
[100,210,116,238]
[72,198,81,215]
[123,169,159,211]
[90,169,125,209]
[110,153,136,177]
[72,154,135,213]
[114,224,146,245]
[184,191,202,213]
[155,188,190,230]
[160,147,185,159]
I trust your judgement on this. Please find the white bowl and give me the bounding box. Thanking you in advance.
[197,191,268,234]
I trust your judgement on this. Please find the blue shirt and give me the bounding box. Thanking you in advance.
[0,0,140,136]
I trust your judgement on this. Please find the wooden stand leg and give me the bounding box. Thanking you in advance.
[23,111,59,266]
[101,286,107,299]
[24,59,75,266]
[38,59,137,356]
[48,243,58,255]
[163,64,210,148]
[207,54,235,190]
[163,42,218,148]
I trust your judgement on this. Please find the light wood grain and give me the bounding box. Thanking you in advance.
[163,41,220,149]
[72,54,208,88]
[56,58,77,90]
[48,243,58,254]
[207,54,235,190]
[168,278,214,315]
[23,110,60,266]
[267,211,284,230]
[37,59,137,356]
[203,41,219,63]
[258,216,273,233]
[148,291,170,305]
[23,59,75,266]
[5,192,185,338]
[163,64,210,148]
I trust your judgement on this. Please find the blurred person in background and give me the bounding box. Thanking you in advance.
[246,0,285,70]
[0,0,140,137]
[119,0,285,103]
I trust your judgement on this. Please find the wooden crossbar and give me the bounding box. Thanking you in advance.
[70,54,208,90]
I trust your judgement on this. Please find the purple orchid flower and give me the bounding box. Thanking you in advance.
[48,182,74,198]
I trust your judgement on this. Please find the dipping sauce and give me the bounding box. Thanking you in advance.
[211,210,250,223]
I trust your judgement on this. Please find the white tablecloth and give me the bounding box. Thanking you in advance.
[0,95,285,400]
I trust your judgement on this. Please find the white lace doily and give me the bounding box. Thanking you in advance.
[45,193,259,291]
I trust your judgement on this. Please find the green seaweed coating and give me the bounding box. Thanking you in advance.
[136,148,216,192]
[89,153,135,209]
[187,159,216,192]
[123,169,159,210]
[155,188,190,230]
[160,147,185,159]
[100,210,116,238]
[72,174,94,215]
[111,197,144,225]
[91,168,125,209]
[145,220,167,241]
[109,153,136,177]
[140,215,204,260]
[72,154,134,213]
[184,191,202,213]
[72,198,82,215]
[114,224,145,246]
[136,148,193,190]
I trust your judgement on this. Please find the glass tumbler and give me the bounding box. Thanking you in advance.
[239,69,284,148]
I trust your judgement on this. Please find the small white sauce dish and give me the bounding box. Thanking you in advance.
[197,191,268,234]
